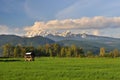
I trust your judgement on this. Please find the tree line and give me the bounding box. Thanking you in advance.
[1,43,120,58]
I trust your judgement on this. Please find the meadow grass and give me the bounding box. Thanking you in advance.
[0,57,120,80]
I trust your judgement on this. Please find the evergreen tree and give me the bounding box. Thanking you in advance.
[13,46,21,57]
[21,47,26,57]
[37,46,45,56]
[45,44,51,56]
[78,48,84,57]
[86,51,94,57]
[2,44,12,57]
[13,47,18,57]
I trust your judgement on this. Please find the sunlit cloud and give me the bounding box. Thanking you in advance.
[0,25,24,36]
[92,30,100,36]
[0,25,9,34]
[24,16,120,31]
[24,16,120,37]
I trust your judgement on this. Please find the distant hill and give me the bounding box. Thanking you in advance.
[0,35,55,46]
[0,34,120,54]
[45,33,120,54]
[57,38,120,54]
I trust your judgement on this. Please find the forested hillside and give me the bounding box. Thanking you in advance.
[0,35,55,46]
[0,34,120,56]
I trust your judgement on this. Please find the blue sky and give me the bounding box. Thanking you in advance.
[0,0,120,38]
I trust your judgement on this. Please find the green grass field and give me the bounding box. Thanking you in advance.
[0,57,120,80]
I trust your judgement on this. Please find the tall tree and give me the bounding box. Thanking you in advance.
[60,47,66,57]
[71,45,77,57]
[113,49,119,57]
[49,48,53,57]
[44,44,54,56]
[53,44,61,57]
[66,47,72,57]
[13,46,21,57]
[86,51,94,57]
[78,48,84,57]
[13,47,18,57]
[2,44,12,57]
[20,47,26,57]
[36,46,45,56]
[99,47,105,57]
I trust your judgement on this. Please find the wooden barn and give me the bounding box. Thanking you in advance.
[24,52,35,61]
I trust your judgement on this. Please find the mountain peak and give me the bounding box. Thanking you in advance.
[81,33,87,38]
[25,30,73,37]
[25,29,89,39]
[60,30,71,37]
[25,29,48,37]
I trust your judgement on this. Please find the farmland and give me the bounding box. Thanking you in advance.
[0,57,120,80]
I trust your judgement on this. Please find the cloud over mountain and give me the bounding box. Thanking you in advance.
[0,25,24,35]
[24,16,120,31]
[0,25,9,34]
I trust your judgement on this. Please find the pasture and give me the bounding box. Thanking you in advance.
[0,57,120,80]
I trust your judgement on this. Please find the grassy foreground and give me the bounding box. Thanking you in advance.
[0,57,120,80]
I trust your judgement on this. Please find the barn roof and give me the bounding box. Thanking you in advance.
[26,52,32,55]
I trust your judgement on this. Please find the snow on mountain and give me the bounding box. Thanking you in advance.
[60,30,71,37]
[25,29,89,41]
[25,29,111,42]
[25,29,49,37]
[24,29,119,42]
[81,33,87,38]
[25,29,76,37]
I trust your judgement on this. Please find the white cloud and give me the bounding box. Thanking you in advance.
[24,16,120,32]
[0,25,25,36]
[12,27,25,36]
[92,30,100,36]
[24,16,120,38]
[0,25,9,34]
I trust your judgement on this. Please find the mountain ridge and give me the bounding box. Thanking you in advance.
[0,34,55,46]
[25,30,120,41]
[0,34,120,54]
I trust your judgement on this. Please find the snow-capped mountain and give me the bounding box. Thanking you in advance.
[25,30,76,37]
[25,29,89,41]
[25,29,49,37]
[25,29,117,42]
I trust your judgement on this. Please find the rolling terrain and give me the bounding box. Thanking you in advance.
[0,33,120,54]
[0,35,55,46]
